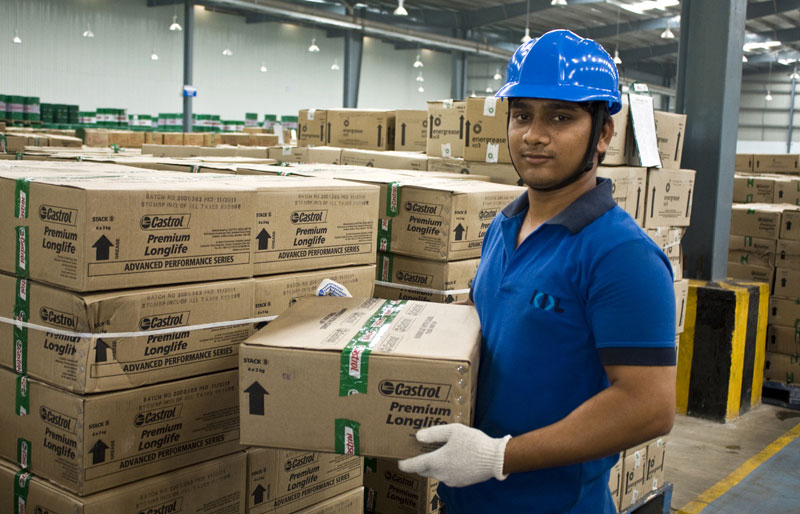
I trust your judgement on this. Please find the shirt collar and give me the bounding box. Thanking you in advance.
[501,178,616,234]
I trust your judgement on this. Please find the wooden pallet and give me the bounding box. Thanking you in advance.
[762,380,800,410]
[623,482,674,514]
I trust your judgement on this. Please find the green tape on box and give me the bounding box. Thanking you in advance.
[378,219,392,253]
[14,278,29,375]
[0,134,6,154]
[14,469,32,514]
[15,179,31,219]
[17,437,31,468]
[339,300,406,396]
[365,486,377,514]
[378,252,393,282]
[334,419,361,455]
[385,182,401,217]
[16,375,29,417]
[15,226,29,278]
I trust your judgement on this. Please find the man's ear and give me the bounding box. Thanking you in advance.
[596,118,614,154]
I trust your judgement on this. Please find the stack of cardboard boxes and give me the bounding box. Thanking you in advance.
[0,163,380,513]
[731,154,800,384]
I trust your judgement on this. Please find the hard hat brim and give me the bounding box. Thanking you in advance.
[495,81,622,115]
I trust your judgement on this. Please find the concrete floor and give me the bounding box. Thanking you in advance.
[665,403,800,512]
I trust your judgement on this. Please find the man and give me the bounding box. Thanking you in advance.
[398,30,676,513]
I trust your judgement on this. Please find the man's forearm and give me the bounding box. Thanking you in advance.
[502,365,675,475]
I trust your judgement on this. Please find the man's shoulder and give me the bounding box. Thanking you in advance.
[580,206,662,260]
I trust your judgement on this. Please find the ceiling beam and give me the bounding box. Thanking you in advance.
[146,0,183,5]
[619,42,679,62]
[746,0,800,19]
[449,0,605,29]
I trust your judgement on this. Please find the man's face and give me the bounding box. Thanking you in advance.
[508,98,601,190]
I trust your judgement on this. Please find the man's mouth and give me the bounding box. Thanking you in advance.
[521,153,553,163]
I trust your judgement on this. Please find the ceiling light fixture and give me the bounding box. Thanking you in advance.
[619,0,679,15]
[660,25,675,40]
[413,53,423,68]
[551,0,567,6]
[417,86,424,93]
[613,49,622,65]
[765,90,773,101]
[12,29,21,44]
[308,38,320,52]
[416,71,424,82]
[743,40,781,52]
[260,63,268,72]
[151,50,159,61]
[485,85,493,93]
[493,68,502,81]
[82,23,95,38]
[393,0,408,16]
[790,69,800,81]
[222,48,233,56]
[765,61,774,101]
[742,55,748,63]
[613,7,622,66]
[521,0,532,43]
[331,59,340,70]
[170,14,182,31]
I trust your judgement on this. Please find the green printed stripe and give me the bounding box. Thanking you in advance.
[13,307,28,375]
[14,470,32,514]
[17,438,31,469]
[16,375,29,417]
[334,419,361,455]
[15,152,23,160]
[15,179,31,219]
[15,278,29,312]
[385,182,401,217]
[378,219,392,253]
[339,300,406,396]
[15,226,29,278]
[0,134,6,153]
[378,253,393,282]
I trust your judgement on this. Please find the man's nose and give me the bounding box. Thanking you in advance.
[522,119,550,146]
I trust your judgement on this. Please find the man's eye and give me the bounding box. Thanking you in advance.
[512,112,528,121]
[553,114,569,122]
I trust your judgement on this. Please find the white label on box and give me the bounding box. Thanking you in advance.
[442,99,453,109]
[486,143,499,163]
[629,93,662,168]
[441,143,452,157]
[308,109,316,120]
[483,97,498,116]
[282,146,292,155]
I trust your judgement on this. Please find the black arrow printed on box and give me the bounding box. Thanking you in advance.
[256,229,272,251]
[93,235,113,261]
[459,115,464,138]
[245,381,268,416]
[635,187,641,219]
[89,439,109,464]
[95,339,112,363]
[401,123,406,146]
[377,125,383,148]
[252,484,266,504]
[465,121,471,147]
[454,224,466,241]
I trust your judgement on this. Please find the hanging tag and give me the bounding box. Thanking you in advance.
[628,93,662,168]
[485,143,499,163]
[483,97,498,116]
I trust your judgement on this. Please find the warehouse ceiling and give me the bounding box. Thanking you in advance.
[148,0,800,79]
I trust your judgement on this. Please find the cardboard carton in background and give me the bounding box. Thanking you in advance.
[239,297,481,460]
[772,175,800,204]
[644,437,668,493]
[299,109,328,147]
[395,110,428,152]
[294,487,364,514]
[463,97,510,164]
[0,452,247,514]
[306,146,343,165]
[374,253,478,304]
[775,239,800,268]
[735,154,755,172]
[727,262,774,292]
[327,110,395,151]
[608,458,623,512]
[426,157,517,185]
[767,325,800,355]
[250,134,281,147]
[780,208,800,241]
[674,279,689,334]
[268,145,308,164]
[754,154,799,173]
[604,100,632,166]
[620,443,647,511]
[341,149,429,170]
[163,132,184,146]
[773,267,800,298]
[769,296,800,326]
[363,458,441,514]
[246,448,362,514]
[729,203,787,239]
[598,166,647,226]
[426,101,465,158]
[764,351,799,383]
[644,168,696,228]
[0,368,241,495]
[732,174,777,204]
[183,133,204,146]
[653,111,686,170]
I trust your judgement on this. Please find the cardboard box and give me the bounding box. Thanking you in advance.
[604,100,631,166]
[727,263,774,292]
[341,149,428,171]
[254,265,376,321]
[653,111,686,169]
[463,97,510,164]
[251,134,281,147]
[331,172,522,261]
[773,175,800,205]
[246,448,362,514]
[608,458,623,512]
[426,101,465,158]
[728,233,776,268]
[735,154,754,172]
[4,134,50,153]
[754,154,799,173]
[774,268,800,298]
[780,208,800,241]
[295,487,364,514]
[644,168,695,228]
[239,297,481,459]
[203,133,219,147]
[327,110,395,151]
[729,249,773,268]
[145,132,164,145]
[306,146,343,165]
[374,253,478,304]
[222,175,378,276]
[183,133,204,146]
[729,203,786,239]
[269,146,309,164]
[645,226,684,278]
[769,296,800,327]
[1,367,240,495]
[79,129,110,148]
[221,133,253,146]
[0,169,254,291]
[0,273,253,393]
[47,134,83,148]
[764,351,800,384]
[620,443,647,511]
[644,437,667,493]
[767,325,800,355]
[674,279,689,334]
[163,133,184,146]
[299,109,328,147]
[395,110,428,152]
[598,166,648,226]
[733,174,777,204]
[1,452,247,514]
[363,458,441,514]
[426,157,516,185]
[776,239,800,268]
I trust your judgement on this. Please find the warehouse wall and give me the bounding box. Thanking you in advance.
[0,0,452,119]
[738,70,800,153]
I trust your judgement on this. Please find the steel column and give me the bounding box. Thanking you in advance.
[182,0,194,132]
[675,0,747,281]
[451,52,467,100]
[788,74,797,153]
[343,31,363,108]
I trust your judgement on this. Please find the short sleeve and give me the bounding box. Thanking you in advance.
[587,239,677,366]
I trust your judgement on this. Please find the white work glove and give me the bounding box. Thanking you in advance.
[398,423,512,487]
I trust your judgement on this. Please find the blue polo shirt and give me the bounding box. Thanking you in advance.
[439,178,676,514]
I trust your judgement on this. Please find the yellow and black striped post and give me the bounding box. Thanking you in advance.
[676,279,769,422]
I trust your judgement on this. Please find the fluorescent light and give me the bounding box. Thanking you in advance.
[619,0,679,15]
[12,30,21,44]
[393,0,408,16]
[521,27,532,44]
[790,71,800,81]
[742,55,748,62]
[413,54,423,68]
[551,0,567,5]
[308,38,320,52]
[82,24,94,38]
[778,58,798,66]
[169,15,182,31]
[743,40,781,52]
[331,59,340,70]
[765,91,773,101]
[470,91,477,97]
[660,26,675,39]
[151,51,159,61]
[417,86,424,93]
[222,48,233,56]
[416,71,424,82]
[493,68,502,81]
[485,86,493,93]
[613,49,622,65]
[260,64,268,72]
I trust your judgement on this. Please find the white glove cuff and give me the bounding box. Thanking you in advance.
[491,434,512,482]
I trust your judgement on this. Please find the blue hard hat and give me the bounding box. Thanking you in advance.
[496,29,622,115]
